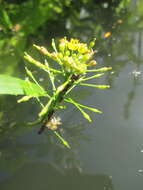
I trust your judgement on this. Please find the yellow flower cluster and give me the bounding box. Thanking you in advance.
[34,38,96,75]
[59,38,89,54]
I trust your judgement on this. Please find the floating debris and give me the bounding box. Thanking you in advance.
[46,116,62,131]
[131,70,142,78]
[12,23,21,32]
[103,32,111,39]
[117,19,123,24]
[39,77,44,82]
[102,2,109,8]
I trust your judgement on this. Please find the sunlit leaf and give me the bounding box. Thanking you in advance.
[0,75,23,95]
[0,74,47,96]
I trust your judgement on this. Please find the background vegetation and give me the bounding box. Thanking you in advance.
[0,0,130,73]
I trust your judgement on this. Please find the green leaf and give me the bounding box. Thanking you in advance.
[0,74,47,96]
[2,10,13,29]
[80,83,110,89]
[65,98,92,122]
[23,77,47,96]
[0,75,23,95]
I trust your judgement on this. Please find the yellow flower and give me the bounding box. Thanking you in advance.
[78,43,89,54]
[68,38,79,51]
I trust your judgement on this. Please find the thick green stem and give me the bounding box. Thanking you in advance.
[38,74,80,134]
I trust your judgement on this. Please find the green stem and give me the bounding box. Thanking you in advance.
[38,74,80,134]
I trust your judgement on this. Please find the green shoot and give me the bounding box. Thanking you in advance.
[22,37,111,147]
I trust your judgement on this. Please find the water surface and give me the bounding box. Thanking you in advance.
[0,1,143,190]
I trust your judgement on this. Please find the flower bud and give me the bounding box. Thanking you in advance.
[88,60,97,66]
[89,38,96,48]
[33,44,51,57]
[59,38,68,52]
[65,50,70,56]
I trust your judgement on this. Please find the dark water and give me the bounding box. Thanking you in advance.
[0,1,143,190]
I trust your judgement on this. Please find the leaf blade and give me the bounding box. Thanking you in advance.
[0,74,47,96]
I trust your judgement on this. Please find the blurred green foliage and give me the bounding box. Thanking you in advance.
[0,0,97,56]
[0,0,131,74]
[0,0,72,74]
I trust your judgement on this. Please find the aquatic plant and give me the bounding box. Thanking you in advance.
[0,37,111,148]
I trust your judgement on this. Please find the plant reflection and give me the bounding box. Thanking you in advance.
[0,162,114,190]
[0,121,87,173]
[0,120,113,190]
[123,29,143,119]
